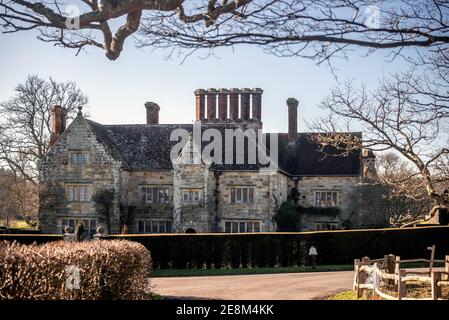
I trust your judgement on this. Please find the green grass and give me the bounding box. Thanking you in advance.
[151,264,353,277]
[327,290,360,300]
[0,220,31,229]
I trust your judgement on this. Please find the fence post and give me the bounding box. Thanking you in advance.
[386,254,395,287]
[386,254,395,274]
[355,261,361,298]
[398,269,407,300]
[445,255,449,281]
[372,263,379,300]
[394,256,401,282]
[353,259,360,291]
[359,257,370,299]
[427,245,435,275]
[431,271,442,300]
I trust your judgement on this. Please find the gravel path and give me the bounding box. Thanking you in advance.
[152,271,354,300]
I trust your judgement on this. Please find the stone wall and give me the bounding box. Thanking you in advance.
[173,163,216,232]
[123,170,174,233]
[39,116,122,234]
[216,171,289,232]
[296,175,361,231]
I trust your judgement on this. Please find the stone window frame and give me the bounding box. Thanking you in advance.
[140,185,171,204]
[137,219,173,234]
[181,188,201,204]
[69,151,89,166]
[66,184,92,202]
[60,218,97,238]
[223,220,261,233]
[229,186,255,204]
[314,190,339,207]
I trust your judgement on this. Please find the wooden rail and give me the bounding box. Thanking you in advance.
[353,249,449,300]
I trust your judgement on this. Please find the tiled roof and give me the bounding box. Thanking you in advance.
[86,119,361,176]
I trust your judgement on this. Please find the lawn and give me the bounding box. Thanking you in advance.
[327,290,360,300]
[151,264,353,277]
[0,219,31,229]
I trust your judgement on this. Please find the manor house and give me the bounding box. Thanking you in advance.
[38,88,376,235]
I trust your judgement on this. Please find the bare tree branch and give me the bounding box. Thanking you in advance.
[308,67,449,215]
[1,1,448,61]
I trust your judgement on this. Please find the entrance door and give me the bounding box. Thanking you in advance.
[185,228,197,234]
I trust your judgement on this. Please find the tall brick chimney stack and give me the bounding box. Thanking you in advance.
[218,88,228,120]
[50,105,66,147]
[251,88,263,121]
[207,88,217,120]
[287,98,299,143]
[195,89,206,121]
[229,88,239,121]
[145,102,160,124]
[240,88,251,121]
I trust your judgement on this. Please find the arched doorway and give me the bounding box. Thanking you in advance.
[185,228,197,234]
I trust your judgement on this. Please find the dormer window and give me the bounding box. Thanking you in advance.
[70,152,89,165]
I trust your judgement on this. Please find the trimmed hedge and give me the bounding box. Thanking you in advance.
[0,240,151,300]
[109,226,449,269]
[0,234,62,244]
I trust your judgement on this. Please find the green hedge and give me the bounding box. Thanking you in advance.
[0,234,62,244]
[109,226,449,269]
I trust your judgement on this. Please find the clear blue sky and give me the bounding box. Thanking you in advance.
[0,29,412,133]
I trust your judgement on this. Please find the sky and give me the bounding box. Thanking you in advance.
[0,28,412,133]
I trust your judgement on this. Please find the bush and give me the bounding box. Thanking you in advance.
[110,226,449,269]
[0,240,151,300]
[272,201,300,231]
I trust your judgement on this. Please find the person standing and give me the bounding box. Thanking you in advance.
[309,245,318,269]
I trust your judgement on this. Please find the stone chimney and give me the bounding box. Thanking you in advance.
[362,149,378,181]
[145,102,160,124]
[50,105,66,147]
[287,98,298,143]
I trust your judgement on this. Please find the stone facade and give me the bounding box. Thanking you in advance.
[39,88,376,235]
[39,116,122,235]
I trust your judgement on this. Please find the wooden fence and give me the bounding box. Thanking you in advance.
[354,247,449,300]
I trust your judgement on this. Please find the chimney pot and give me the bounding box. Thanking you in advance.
[145,102,160,124]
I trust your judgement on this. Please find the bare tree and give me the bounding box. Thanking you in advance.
[1,1,448,61]
[0,168,38,227]
[0,75,88,185]
[350,153,432,228]
[308,69,449,218]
